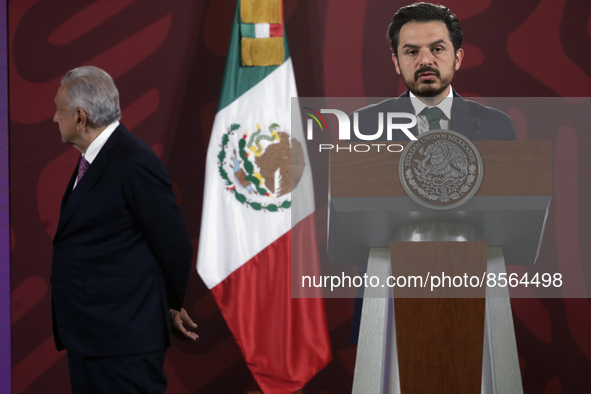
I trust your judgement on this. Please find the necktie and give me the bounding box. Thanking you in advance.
[76,156,90,184]
[423,107,445,130]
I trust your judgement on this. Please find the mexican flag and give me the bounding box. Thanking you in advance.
[196,1,332,392]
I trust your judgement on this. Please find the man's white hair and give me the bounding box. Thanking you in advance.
[61,66,121,127]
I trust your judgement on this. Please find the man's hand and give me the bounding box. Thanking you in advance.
[170,308,198,341]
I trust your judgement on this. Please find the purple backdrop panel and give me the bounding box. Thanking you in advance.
[7,1,591,393]
[1,0,11,393]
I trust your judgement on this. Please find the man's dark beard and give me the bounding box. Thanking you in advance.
[407,66,454,97]
[413,84,448,97]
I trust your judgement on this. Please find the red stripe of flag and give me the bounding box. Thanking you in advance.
[210,214,331,393]
[269,23,283,37]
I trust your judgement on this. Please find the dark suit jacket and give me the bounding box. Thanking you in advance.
[353,90,516,141]
[51,123,193,357]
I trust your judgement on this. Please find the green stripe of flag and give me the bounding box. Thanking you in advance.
[240,23,256,38]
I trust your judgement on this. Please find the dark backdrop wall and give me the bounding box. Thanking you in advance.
[9,0,591,393]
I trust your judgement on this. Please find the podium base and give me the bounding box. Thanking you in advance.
[352,247,523,394]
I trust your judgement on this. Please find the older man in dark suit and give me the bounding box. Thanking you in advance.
[51,66,197,393]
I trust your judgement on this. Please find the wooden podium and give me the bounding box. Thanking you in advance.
[328,141,551,393]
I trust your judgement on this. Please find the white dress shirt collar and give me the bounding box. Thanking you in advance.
[83,121,120,164]
[409,87,454,119]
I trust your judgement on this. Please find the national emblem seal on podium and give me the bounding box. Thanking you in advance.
[399,130,484,210]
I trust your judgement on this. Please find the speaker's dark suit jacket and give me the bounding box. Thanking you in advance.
[51,123,193,357]
[354,90,516,141]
